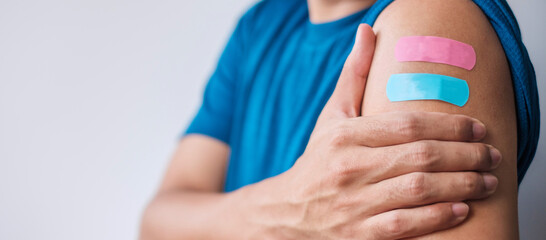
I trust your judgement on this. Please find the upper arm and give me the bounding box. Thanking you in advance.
[159,135,229,193]
[362,0,518,238]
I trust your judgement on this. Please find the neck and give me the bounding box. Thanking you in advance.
[307,0,376,23]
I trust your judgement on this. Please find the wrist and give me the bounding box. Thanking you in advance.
[228,173,303,239]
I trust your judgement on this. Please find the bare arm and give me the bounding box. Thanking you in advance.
[140,135,285,239]
[139,135,240,239]
[362,0,518,238]
[140,25,503,240]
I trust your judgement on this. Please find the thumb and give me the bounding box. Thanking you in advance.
[322,23,376,119]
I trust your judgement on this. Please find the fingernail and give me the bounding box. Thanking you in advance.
[489,147,502,169]
[472,122,486,140]
[452,203,469,219]
[483,174,498,193]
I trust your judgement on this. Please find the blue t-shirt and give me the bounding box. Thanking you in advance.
[186,0,540,191]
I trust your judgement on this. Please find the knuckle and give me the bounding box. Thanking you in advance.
[332,223,358,239]
[329,122,352,147]
[453,116,473,140]
[461,172,483,194]
[324,168,346,188]
[405,172,429,201]
[384,212,406,236]
[411,141,438,170]
[325,160,357,188]
[471,144,490,169]
[398,113,422,140]
[426,205,448,226]
[329,160,352,182]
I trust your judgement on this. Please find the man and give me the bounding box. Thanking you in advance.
[140,0,539,239]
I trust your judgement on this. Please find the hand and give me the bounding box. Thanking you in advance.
[251,24,501,240]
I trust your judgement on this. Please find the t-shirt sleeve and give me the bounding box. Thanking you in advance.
[184,6,256,144]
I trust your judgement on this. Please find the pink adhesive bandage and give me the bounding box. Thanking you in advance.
[395,36,476,70]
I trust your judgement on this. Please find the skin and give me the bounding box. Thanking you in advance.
[307,0,377,23]
[362,0,518,238]
[140,22,507,239]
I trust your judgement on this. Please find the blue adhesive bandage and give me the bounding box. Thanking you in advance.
[386,73,469,107]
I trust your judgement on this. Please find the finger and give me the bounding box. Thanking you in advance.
[366,172,497,215]
[363,202,469,240]
[362,140,502,182]
[343,111,486,146]
[321,24,376,119]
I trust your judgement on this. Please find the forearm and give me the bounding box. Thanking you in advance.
[140,176,292,240]
[140,190,242,240]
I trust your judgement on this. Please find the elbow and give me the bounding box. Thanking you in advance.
[139,196,163,240]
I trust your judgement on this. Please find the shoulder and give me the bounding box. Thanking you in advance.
[366,0,511,106]
[365,0,511,107]
[372,0,495,47]
[364,0,513,123]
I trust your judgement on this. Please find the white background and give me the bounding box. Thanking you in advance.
[0,0,544,239]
